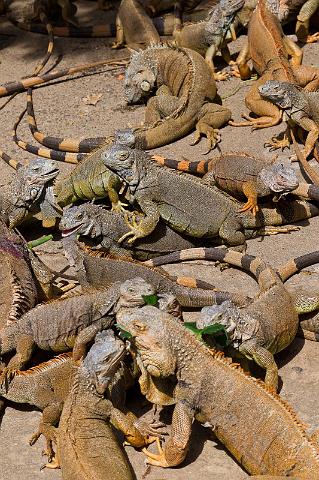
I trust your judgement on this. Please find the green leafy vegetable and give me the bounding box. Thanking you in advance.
[115,324,132,340]
[184,322,229,347]
[142,294,158,306]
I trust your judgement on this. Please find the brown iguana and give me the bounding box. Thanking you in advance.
[229,0,319,132]
[124,43,232,151]
[118,305,319,476]
[0,277,158,375]
[5,0,78,26]
[45,330,154,478]
[174,0,245,80]
[100,140,318,249]
[258,80,319,160]
[154,151,299,214]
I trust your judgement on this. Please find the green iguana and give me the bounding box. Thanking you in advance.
[124,44,232,151]
[154,151,299,214]
[118,305,319,476]
[100,141,318,250]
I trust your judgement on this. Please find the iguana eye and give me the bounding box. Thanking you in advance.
[76,213,83,219]
[117,151,129,160]
[31,165,40,171]
[133,321,146,332]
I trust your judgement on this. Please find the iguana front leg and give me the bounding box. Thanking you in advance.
[108,175,127,212]
[239,341,278,392]
[239,183,259,215]
[194,103,232,153]
[296,117,319,159]
[264,126,292,151]
[29,402,62,462]
[118,197,160,244]
[205,44,229,81]
[143,401,193,467]
[1,335,35,382]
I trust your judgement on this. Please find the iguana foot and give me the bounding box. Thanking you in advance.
[0,367,15,387]
[191,127,221,154]
[264,136,291,151]
[142,438,170,467]
[228,61,241,78]
[305,32,319,43]
[214,70,229,81]
[119,214,145,244]
[230,114,277,129]
[111,200,128,213]
[41,457,60,470]
[257,225,300,236]
[134,418,168,441]
[30,429,56,463]
[239,200,259,216]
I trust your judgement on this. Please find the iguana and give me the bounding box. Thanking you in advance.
[118,305,319,476]
[5,0,78,26]
[229,0,319,131]
[154,151,299,214]
[174,0,245,80]
[62,242,249,307]
[258,80,319,160]
[100,141,318,249]
[124,44,232,151]
[0,277,157,375]
[0,220,38,328]
[0,156,60,228]
[45,330,154,478]
[59,203,205,259]
[144,246,299,391]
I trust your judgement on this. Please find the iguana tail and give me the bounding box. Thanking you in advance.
[144,247,279,293]
[0,148,22,170]
[9,20,116,37]
[277,251,319,282]
[13,108,83,164]
[152,154,211,174]
[26,89,107,153]
[0,58,120,97]
[291,182,319,202]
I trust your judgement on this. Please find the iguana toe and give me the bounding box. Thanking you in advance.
[214,71,229,81]
[306,32,319,43]
[264,136,290,151]
[239,201,259,216]
[111,201,128,213]
[142,438,170,467]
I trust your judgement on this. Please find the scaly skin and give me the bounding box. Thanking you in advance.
[259,80,319,160]
[145,246,298,391]
[174,0,245,80]
[230,0,319,131]
[101,141,319,249]
[0,352,76,458]
[47,330,154,478]
[124,44,232,151]
[154,151,299,214]
[65,243,248,307]
[0,278,157,374]
[118,305,319,477]
[0,220,37,328]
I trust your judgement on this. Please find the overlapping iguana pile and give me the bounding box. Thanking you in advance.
[118,305,319,477]
[45,330,154,478]
[154,151,299,214]
[100,140,319,250]
[230,0,319,133]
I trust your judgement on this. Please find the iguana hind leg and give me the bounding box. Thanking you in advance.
[239,342,278,392]
[296,0,319,43]
[29,403,62,462]
[283,36,303,66]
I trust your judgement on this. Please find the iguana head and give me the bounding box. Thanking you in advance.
[199,302,260,347]
[118,277,156,309]
[8,158,60,228]
[101,144,142,186]
[259,162,299,193]
[258,80,295,109]
[83,330,126,393]
[124,50,157,104]
[59,204,102,239]
[117,305,177,378]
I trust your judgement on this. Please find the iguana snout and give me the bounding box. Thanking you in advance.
[119,277,156,307]
[124,52,157,104]
[260,162,299,193]
[59,205,100,238]
[258,80,293,109]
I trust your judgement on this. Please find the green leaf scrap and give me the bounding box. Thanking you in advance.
[142,294,159,306]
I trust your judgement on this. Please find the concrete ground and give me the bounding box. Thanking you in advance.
[0,2,319,479]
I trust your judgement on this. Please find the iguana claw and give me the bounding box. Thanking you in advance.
[134,418,168,440]
[191,127,221,154]
[111,200,128,213]
[264,136,290,151]
[142,438,170,467]
[305,32,319,43]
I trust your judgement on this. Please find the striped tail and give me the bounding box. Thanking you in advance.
[0,148,22,170]
[144,247,279,293]
[0,58,124,97]
[13,108,84,164]
[277,251,319,282]
[170,275,216,290]
[291,182,319,202]
[26,88,107,153]
[152,154,211,175]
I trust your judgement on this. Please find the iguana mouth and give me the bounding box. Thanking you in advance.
[61,225,82,237]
